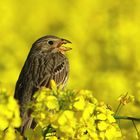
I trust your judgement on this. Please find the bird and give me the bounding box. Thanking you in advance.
[14,35,72,135]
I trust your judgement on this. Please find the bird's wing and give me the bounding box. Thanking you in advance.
[14,54,36,101]
[52,53,69,87]
[14,52,69,102]
[35,52,69,88]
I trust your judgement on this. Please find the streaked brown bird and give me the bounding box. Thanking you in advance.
[14,35,72,135]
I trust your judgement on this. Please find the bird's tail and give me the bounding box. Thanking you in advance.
[20,109,36,136]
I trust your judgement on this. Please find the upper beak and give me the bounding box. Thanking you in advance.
[57,38,72,52]
[61,38,72,44]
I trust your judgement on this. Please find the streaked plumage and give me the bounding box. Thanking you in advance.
[14,35,71,135]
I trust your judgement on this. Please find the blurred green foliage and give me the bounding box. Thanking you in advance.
[0,0,140,139]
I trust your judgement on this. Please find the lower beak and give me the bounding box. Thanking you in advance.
[59,46,72,52]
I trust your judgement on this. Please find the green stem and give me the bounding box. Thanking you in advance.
[114,115,140,139]
[132,120,140,139]
[114,116,140,121]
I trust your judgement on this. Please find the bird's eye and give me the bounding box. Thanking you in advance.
[47,40,54,45]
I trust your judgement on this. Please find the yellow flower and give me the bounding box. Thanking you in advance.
[73,96,85,110]
[96,113,107,121]
[99,132,105,140]
[0,116,8,130]
[97,121,108,131]
[50,80,57,94]
[48,136,58,140]
[118,93,134,105]
[107,115,116,123]
[4,127,16,140]
[0,92,21,130]
[78,90,93,99]
[59,125,74,137]
[105,125,122,140]
[35,87,51,102]
[57,110,76,137]
[45,96,59,110]
[82,102,95,120]
[58,110,76,127]
[96,106,106,114]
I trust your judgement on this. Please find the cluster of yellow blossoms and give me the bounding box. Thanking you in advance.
[0,88,21,140]
[32,81,121,140]
[0,81,122,140]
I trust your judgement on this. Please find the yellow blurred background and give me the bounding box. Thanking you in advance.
[0,0,140,139]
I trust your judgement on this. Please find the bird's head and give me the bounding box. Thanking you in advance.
[32,35,72,54]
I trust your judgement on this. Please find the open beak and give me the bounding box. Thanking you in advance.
[57,38,72,52]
